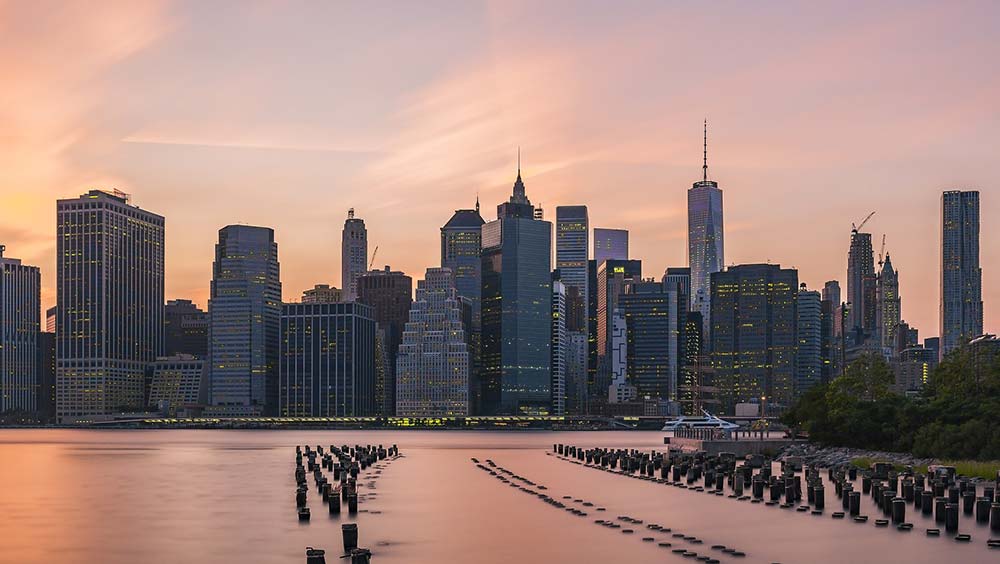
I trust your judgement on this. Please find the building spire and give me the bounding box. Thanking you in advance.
[703,119,708,182]
[475,192,480,213]
[517,146,521,178]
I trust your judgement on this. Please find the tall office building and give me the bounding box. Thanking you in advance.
[687,121,724,338]
[940,190,982,357]
[36,332,55,422]
[441,204,484,410]
[341,209,368,301]
[819,297,836,384]
[56,190,164,422]
[710,264,797,413]
[621,280,679,401]
[607,310,634,403]
[595,259,641,395]
[796,284,822,396]
[302,284,342,304]
[164,299,208,358]
[876,254,901,352]
[357,266,412,416]
[847,229,876,339]
[279,302,375,416]
[556,206,589,329]
[208,225,281,416]
[550,278,567,415]
[480,165,552,415]
[395,268,470,417]
[565,331,588,415]
[664,267,697,405]
[593,228,628,266]
[1,246,40,413]
[822,281,841,309]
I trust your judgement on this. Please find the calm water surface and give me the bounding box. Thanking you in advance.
[0,430,996,563]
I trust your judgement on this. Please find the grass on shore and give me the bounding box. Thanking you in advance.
[851,457,1000,480]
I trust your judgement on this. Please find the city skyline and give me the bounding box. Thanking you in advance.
[1,1,998,340]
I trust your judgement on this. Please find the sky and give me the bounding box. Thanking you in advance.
[1,0,997,337]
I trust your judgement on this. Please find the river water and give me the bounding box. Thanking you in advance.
[0,430,996,563]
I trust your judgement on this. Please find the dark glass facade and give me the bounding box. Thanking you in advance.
[208,225,281,415]
[620,280,678,400]
[279,302,375,416]
[480,172,552,415]
[710,264,798,414]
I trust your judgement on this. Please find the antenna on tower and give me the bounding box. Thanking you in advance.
[703,119,708,182]
[517,146,521,176]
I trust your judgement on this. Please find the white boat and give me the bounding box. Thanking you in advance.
[661,410,740,431]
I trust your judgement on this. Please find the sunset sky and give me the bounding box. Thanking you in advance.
[1,0,996,337]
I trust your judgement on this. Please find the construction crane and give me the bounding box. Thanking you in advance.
[368,245,379,270]
[878,234,886,268]
[852,211,875,234]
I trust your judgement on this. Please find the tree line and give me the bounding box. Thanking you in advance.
[782,343,1000,461]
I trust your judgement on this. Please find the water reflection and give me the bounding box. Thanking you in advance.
[0,430,995,564]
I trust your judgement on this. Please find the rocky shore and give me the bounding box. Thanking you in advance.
[775,442,935,469]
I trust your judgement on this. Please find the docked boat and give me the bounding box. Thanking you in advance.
[661,410,740,431]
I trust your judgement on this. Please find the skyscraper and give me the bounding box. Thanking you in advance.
[846,229,876,340]
[279,302,375,416]
[208,225,281,416]
[688,121,724,339]
[550,278,567,415]
[480,165,552,415]
[565,331,588,415]
[1,246,40,413]
[593,228,628,266]
[796,284,822,396]
[395,268,470,417]
[710,264,797,413]
[441,204,484,410]
[607,309,633,403]
[164,299,208,358]
[341,209,368,301]
[357,266,412,416]
[941,190,982,357]
[876,253,901,352]
[621,280,679,401]
[595,259,641,395]
[822,280,841,309]
[556,205,589,328]
[56,190,164,422]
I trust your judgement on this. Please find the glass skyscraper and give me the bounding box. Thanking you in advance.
[710,264,797,414]
[279,302,375,416]
[621,280,678,401]
[1,246,40,413]
[940,190,982,357]
[208,225,281,415]
[56,190,164,422]
[796,284,822,396]
[480,168,552,415]
[593,227,628,266]
[847,230,876,339]
[556,205,589,329]
[441,205,484,410]
[687,123,724,339]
